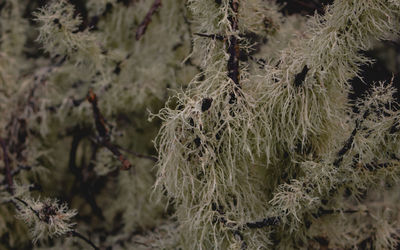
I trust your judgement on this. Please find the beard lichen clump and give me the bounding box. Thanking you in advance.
[153,0,282,248]
[154,0,400,249]
[1,0,400,249]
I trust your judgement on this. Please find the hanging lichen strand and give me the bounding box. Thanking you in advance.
[154,0,400,249]
[254,0,400,166]
[153,0,282,248]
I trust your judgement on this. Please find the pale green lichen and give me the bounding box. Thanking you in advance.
[1,0,400,249]
[15,196,77,243]
[154,0,400,248]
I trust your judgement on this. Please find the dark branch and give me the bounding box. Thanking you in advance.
[14,197,40,218]
[194,33,224,41]
[135,0,162,40]
[227,0,240,87]
[1,165,31,186]
[333,109,370,167]
[0,137,13,194]
[69,231,100,250]
[87,90,108,138]
[245,217,280,228]
[102,140,133,170]
[87,89,133,170]
[312,208,360,218]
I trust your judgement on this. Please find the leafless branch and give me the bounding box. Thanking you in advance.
[136,0,162,40]
[87,89,133,170]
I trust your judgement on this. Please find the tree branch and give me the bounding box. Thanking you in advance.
[0,137,13,194]
[227,0,240,87]
[194,32,224,41]
[87,89,133,170]
[333,109,370,167]
[245,217,280,229]
[69,231,100,250]
[0,165,31,186]
[135,0,162,40]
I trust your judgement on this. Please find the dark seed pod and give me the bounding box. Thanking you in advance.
[201,98,213,112]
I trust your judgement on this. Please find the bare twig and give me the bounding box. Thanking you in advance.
[87,90,109,138]
[102,140,133,170]
[70,231,100,250]
[313,208,361,218]
[136,0,162,40]
[87,89,133,170]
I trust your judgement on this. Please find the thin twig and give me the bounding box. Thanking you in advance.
[245,217,280,228]
[102,140,133,170]
[227,0,240,87]
[14,197,40,218]
[87,89,133,170]
[70,231,100,250]
[312,208,361,218]
[333,109,370,167]
[87,90,108,138]
[194,33,224,41]
[136,0,162,40]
